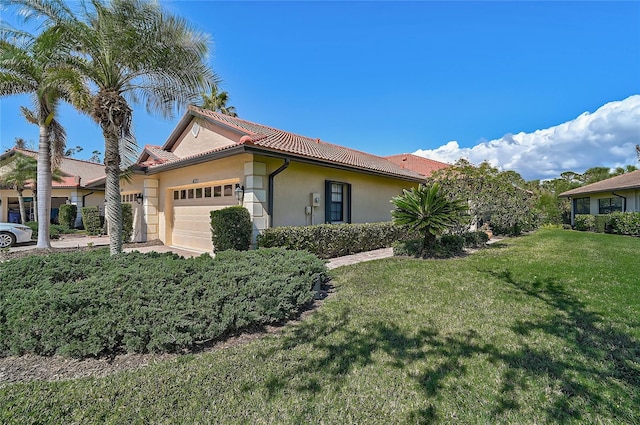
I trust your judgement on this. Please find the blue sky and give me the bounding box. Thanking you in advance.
[1,1,639,180]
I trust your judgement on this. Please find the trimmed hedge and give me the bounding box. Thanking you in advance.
[393,234,465,258]
[122,203,133,243]
[257,222,418,259]
[462,230,489,248]
[81,206,102,236]
[575,214,595,232]
[25,221,75,240]
[607,212,640,236]
[594,215,608,233]
[0,248,325,358]
[58,204,77,229]
[211,206,252,252]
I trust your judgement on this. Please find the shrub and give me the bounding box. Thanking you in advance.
[461,230,489,248]
[122,203,133,243]
[0,248,325,358]
[393,235,464,259]
[58,204,77,229]
[608,212,640,236]
[574,214,595,232]
[25,222,74,240]
[258,222,419,259]
[211,206,252,252]
[594,215,608,233]
[81,206,102,236]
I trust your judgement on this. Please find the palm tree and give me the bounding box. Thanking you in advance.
[391,183,467,255]
[12,0,215,254]
[201,83,238,117]
[0,24,88,248]
[0,154,37,224]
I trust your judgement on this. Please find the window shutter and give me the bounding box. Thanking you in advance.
[346,183,352,223]
[325,180,332,223]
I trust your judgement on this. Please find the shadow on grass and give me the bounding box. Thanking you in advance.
[243,270,638,423]
[487,269,640,423]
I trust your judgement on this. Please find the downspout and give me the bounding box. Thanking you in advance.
[80,191,94,228]
[612,192,627,212]
[267,159,290,228]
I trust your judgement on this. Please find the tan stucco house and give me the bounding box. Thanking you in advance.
[0,148,105,225]
[117,106,426,252]
[559,169,640,225]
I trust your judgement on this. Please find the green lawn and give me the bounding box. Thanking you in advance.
[1,229,639,424]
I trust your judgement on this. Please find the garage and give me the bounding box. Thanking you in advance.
[170,182,237,252]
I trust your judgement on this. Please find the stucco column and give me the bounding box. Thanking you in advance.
[69,189,82,227]
[143,178,159,241]
[244,161,267,245]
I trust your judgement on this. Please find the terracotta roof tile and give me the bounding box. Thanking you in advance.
[385,154,450,177]
[559,169,640,197]
[144,106,425,181]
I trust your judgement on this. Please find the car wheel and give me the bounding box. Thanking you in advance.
[0,232,16,248]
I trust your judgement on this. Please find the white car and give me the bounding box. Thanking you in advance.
[0,222,33,248]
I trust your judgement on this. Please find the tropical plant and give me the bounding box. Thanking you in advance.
[391,183,466,254]
[10,0,216,254]
[0,21,88,247]
[201,82,238,117]
[0,154,37,224]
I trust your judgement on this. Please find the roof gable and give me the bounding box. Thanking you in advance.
[559,169,640,197]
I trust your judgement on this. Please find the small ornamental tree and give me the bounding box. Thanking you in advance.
[211,206,252,252]
[391,183,466,255]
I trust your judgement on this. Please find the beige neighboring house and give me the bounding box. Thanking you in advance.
[385,153,449,177]
[116,105,426,252]
[0,148,105,225]
[559,169,640,225]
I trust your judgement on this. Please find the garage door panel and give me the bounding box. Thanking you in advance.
[171,204,230,252]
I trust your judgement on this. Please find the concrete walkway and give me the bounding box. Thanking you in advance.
[8,235,395,265]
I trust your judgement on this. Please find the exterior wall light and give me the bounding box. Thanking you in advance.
[235,183,244,204]
[135,193,144,204]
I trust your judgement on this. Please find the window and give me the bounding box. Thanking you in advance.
[204,187,212,198]
[214,186,221,197]
[195,188,202,198]
[598,197,623,214]
[325,180,351,223]
[224,184,233,197]
[574,197,590,214]
[174,191,179,200]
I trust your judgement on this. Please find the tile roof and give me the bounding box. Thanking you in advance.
[385,154,450,177]
[0,148,105,184]
[559,169,640,197]
[138,145,180,166]
[146,106,426,182]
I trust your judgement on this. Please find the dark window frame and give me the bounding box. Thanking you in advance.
[325,180,352,224]
[574,197,590,215]
[598,197,623,214]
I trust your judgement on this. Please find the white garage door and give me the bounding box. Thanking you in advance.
[170,184,237,252]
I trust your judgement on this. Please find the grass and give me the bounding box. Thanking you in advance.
[1,228,639,423]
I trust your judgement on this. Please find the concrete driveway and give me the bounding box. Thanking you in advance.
[8,235,207,258]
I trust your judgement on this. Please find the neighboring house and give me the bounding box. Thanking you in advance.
[385,153,449,177]
[116,105,426,252]
[0,148,105,225]
[559,169,640,225]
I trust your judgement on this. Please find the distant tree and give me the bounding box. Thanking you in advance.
[89,150,102,163]
[428,159,537,235]
[64,146,83,157]
[391,183,466,254]
[636,144,640,161]
[201,83,238,117]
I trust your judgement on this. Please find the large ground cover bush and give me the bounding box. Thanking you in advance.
[0,248,325,358]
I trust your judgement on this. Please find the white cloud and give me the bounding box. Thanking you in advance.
[414,95,640,180]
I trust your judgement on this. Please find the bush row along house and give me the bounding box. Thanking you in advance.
[0,148,105,225]
[559,169,640,224]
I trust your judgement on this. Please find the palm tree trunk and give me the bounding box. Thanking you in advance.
[36,123,52,248]
[17,189,27,224]
[103,130,123,255]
